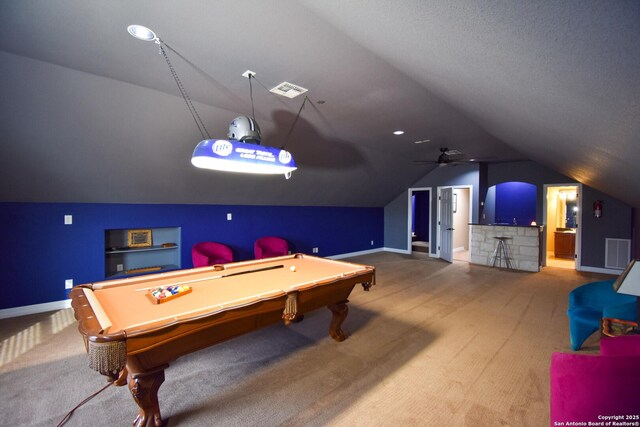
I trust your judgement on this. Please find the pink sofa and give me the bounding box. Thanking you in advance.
[550,334,640,425]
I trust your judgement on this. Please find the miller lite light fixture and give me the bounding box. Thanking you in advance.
[191,116,297,178]
[126,26,298,179]
[191,139,297,177]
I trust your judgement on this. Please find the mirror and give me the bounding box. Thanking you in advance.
[557,190,577,229]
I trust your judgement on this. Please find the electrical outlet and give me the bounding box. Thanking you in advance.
[117,264,124,272]
[65,279,73,289]
[371,240,374,245]
[312,247,319,253]
[227,213,232,220]
[64,215,73,225]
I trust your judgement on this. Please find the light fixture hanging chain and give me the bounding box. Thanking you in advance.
[249,75,256,120]
[281,95,309,150]
[157,40,211,140]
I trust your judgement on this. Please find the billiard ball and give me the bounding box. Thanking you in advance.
[290,266,296,272]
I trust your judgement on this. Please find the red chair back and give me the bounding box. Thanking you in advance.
[254,236,288,259]
[192,242,234,267]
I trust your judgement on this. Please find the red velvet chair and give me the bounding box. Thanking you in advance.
[550,335,640,425]
[254,236,289,259]
[192,242,234,267]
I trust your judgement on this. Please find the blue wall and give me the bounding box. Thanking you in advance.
[0,203,383,310]
[494,182,537,225]
[413,191,430,241]
[579,187,633,267]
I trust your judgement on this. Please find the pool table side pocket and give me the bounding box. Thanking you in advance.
[70,287,128,377]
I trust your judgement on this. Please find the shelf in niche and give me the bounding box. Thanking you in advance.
[106,245,179,254]
[105,227,181,279]
[107,264,181,279]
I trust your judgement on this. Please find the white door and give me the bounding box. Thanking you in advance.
[439,187,453,262]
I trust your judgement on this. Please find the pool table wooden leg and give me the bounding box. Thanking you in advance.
[112,366,128,386]
[129,368,165,427]
[327,300,349,342]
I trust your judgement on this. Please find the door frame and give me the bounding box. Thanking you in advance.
[407,187,432,254]
[543,183,582,269]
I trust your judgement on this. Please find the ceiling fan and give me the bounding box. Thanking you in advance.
[413,147,476,167]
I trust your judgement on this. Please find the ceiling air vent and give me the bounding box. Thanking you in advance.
[445,149,462,156]
[270,82,308,99]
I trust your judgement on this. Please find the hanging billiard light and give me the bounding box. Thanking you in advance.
[191,116,297,178]
[127,25,297,178]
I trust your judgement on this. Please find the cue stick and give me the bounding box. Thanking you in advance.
[134,264,285,292]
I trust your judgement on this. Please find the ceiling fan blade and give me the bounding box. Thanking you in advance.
[413,147,494,165]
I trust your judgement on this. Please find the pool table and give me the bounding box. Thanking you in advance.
[69,253,375,427]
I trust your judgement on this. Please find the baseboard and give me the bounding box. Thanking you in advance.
[380,246,436,256]
[0,299,72,320]
[381,247,411,255]
[329,248,386,259]
[578,265,622,276]
[453,247,465,253]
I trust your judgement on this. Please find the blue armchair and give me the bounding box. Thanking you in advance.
[567,279,637,350]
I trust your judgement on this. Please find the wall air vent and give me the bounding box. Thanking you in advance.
[270,82,308,99]
[605,238,631,270]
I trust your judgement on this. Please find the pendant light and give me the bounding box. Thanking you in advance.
[127,25,297,178]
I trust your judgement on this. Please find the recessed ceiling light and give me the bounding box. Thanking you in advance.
[127,25,158,42]
[413,139,431,144]
[393,130,404,135]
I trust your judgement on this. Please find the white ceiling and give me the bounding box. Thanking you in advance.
[0,1,638,208]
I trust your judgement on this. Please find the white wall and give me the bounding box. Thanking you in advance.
[453,188,470,250]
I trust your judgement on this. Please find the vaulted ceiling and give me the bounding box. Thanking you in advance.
[1,1,638,208]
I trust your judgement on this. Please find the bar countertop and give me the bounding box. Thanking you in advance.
[469,223,543,229]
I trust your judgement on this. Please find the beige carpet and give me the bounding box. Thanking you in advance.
[0,252,608,426]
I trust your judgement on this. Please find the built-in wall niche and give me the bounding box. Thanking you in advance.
[483,181,537,226]
[105,227,181,279]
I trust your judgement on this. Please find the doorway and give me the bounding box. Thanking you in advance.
[452,187,471,262]
[544,184,581,269]
[436,185,472,263]
[408,188,431,255]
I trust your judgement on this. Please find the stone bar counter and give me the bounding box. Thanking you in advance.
[469,224,543,272]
